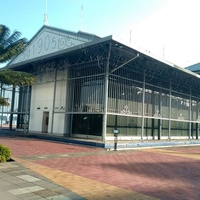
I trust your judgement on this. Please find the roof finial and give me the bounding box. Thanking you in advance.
[80,4,83,31]
[43,0,49,26]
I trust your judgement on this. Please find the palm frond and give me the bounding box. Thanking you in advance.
[0,25,10,45]
[0,24,27,63]
[0,69,35,86]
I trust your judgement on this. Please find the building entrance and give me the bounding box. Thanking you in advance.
[42,112,49,133]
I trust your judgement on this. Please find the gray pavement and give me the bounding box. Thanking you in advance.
[0,161,85,200]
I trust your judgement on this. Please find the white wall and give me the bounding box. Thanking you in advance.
[53,79,67,134]
[29,72,67,135]
[29,81,54,133]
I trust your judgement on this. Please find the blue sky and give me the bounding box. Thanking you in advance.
[1,0,200,67]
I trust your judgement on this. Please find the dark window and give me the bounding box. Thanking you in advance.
[72,114,102,136]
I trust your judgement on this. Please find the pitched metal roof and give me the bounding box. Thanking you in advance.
[5,25,101,68]
[4,26,200,97]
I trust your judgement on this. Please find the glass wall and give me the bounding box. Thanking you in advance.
[105,72,200,139]
[0,86,31,130]
[67,53,200,140]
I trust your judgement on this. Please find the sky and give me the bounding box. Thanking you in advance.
[1,0,200,68]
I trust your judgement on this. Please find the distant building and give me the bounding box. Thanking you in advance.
[3,25,200,142]
[186,62,200,74]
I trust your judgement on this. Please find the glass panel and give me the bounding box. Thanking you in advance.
[107,76,143,116]
[72,77,104,112]
[191,122,197,138]
[72,114,102,136]
[16,114,27,129]
[161,93,170,118]
[171,121,189,136]
[153,91,160,116]
[191,100,197,121]
[143,118,169,138]
[107,115,142,136]
[197,102,200,121]
[144,118,152,137]
[171,93,190,120]
[162,119,169,136]
[144,89,153,117]
[144,88,170,118]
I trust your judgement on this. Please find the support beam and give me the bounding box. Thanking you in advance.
[168,80,171,141]
[0,84,3,128]
[189,88,192,140]
[24,86,30,133]
[196,101,199,139]
[141,71,146,141]
[151,91,155,139]
[102,43,111,142]
[9,87,15,130]
[158,90,162,140]
[50,68,58,135]
[17,87,23,129]
[110,53,139,74]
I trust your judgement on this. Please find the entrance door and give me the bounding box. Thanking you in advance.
[42,112,49,133]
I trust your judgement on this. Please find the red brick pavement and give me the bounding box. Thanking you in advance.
[0,137,100,156]
[1,136,200,200]
[168,146,200,154]
[35,151,200,200]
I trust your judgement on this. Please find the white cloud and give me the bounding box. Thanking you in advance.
[114,0,200,67]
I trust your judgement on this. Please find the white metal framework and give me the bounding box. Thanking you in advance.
[3,26,200,142]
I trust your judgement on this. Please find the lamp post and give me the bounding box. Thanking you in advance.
[113,129,119,150]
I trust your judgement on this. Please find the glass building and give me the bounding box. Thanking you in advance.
[3,26,200,142]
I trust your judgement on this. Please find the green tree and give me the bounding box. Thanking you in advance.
[0,25,35,106]
[0,24,27,63]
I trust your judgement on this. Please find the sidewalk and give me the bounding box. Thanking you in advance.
[0,161,86,200]
[1,132,200,199]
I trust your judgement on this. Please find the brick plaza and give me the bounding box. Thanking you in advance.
[1,135,200,200]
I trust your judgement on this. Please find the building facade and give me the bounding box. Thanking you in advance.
[3,26,200,142]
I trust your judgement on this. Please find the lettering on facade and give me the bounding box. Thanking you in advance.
[12,29,91,65]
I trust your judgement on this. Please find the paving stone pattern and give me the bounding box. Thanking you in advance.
[1,135,200,199]
[0,162,86,200]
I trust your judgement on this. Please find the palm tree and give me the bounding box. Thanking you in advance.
[0,24,27,63]
[0,25,35,106]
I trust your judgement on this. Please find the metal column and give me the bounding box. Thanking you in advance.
[158,89,162,140]
[196,101,199,139]
[9,87,15,131]
[24,86,30,133]
[50,68,58,135]
[141,71,146,141]
[189,88,192,140]
[102,44,111,142]
[168,80,171,140]
[0,84,3,128]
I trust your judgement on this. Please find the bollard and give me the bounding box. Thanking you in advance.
[113,129,119,151]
